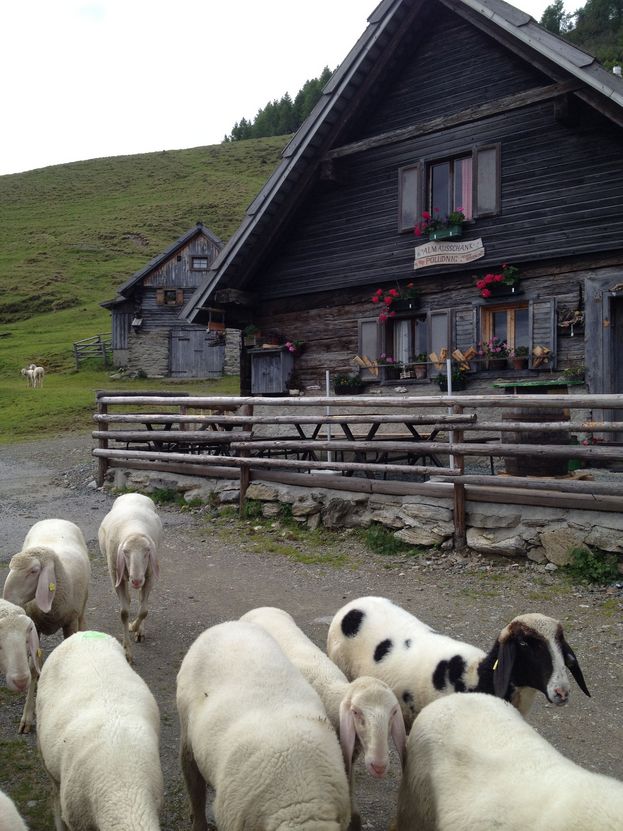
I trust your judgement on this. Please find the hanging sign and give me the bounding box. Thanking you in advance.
[414,238,485,270]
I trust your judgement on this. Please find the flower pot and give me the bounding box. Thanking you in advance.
[428,224,463,241]
[438,377,467,392]
[414,364,427,380]
[391,298,419,313]
[511,357,529,370]
[483,284,520,299]
[485,357,507,371]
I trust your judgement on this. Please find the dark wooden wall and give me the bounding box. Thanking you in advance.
[252,8,623,301]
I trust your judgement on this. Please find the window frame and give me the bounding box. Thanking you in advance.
[481,300,529,353]
[191,256,209,271]
[398,142,500,233]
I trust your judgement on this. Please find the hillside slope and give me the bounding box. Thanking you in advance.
[0,137,285,373]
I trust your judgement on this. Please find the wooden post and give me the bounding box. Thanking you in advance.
[452,404,466,550]
[96,397,109,487]
[238,403,253,516]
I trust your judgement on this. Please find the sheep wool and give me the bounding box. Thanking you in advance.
[36,630,163,831]
[0,787,28,830]
[327,596,590,727]
[176,620,351,831]
[98,492,162,662]
[397,693,623,831]
[3,518,90,639]
[0,599,41,734]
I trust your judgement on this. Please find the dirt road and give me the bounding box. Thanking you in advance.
[1,433,622,829]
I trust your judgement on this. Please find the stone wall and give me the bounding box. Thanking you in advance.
[127,331,169,377]
[224,329,241,376]
[107,467,623,570]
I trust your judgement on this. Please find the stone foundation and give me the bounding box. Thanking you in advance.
[108,467,623,568]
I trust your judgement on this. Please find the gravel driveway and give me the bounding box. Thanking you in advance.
[1,432,622,829]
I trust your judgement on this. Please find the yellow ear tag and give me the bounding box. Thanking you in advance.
[36,648,42,658]
[48,582,56,592]
[492,659,499,671]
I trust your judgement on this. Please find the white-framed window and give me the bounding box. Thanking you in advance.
[191,256,209,270]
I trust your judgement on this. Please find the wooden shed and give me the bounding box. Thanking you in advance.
[102,223,232,378]
[182,0,623,408]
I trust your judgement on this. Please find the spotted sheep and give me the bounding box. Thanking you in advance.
[327,596,590,728]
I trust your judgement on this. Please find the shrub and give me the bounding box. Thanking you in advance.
[565,546,620,584]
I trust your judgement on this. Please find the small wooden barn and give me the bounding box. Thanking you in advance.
[102,223,233,378]
[182,0,623,407]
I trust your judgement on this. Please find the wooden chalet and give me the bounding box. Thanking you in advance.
[103,223,228,378]
[182,0,623,404]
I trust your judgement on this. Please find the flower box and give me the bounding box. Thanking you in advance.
[484,284,520,299]
[428,224,463,241]
[391,298,420,313]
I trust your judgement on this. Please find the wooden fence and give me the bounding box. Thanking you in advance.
[92,392,623,545]
[73,333,112,369]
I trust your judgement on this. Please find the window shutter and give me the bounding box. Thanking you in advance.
[453,307,477,354]
[529,298,556,369]
[429,310,450,373]
[358,319,379,378]
[398,163,421,232]
[176,289,184,305]
[156,289,165,305]
[474,144,500,217]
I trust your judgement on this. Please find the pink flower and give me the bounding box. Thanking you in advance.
[422,211,431,220]
[414,226,422,237]
[484,274,495,285]
[493,273,503,283]
[371,295,379,303]
[389,289,399,297]
[384,296,393,306]
[481,288,492,298]
[375,288,383,295]
[476,279,486,290]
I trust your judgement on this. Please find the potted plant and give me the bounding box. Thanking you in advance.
[414,208,466,241]
[557,307,584,337]
[437,366,468,392]
[413,352,428,380]
[371,281,420,322]
[478,336,509,370]
[242,324,260,347]
[284,339,305,354]
[509,345,529,370]
[333,373,366,395]
[475,263,520,299]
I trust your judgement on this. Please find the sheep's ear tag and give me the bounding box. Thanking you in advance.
[36,648,42,658]
[492,659,499,671]
[48,582,56,592]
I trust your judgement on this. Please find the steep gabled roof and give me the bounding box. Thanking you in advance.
[183,0,623,322]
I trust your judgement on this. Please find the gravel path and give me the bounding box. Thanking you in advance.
[0,432,622,829]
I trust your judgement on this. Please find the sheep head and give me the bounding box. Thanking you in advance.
[3,547,57,613]
[116,533,159,589]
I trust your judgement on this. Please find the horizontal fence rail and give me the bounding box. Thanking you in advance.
[93,392,623,544]
[74,333,112,369]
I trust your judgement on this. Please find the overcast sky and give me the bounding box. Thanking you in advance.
[0,1,563,176]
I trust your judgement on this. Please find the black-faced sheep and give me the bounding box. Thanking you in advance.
[327,596,590,727]
[98,493,162,662]
[396,692,623,831]
[36,631,163,831]
[176,620,351,831]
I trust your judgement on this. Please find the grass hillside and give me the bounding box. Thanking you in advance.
[0,137,285,374]
[0,137,285,443]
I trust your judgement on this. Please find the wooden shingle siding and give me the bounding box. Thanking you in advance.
[112,312,131,350]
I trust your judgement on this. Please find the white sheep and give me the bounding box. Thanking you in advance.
[241,606,406,831]
[3,519,91,640]
[98,493,162,662]
[0,599,41,733]
[20,368,34,387]
[327,596,590,728]
[0,788,29,831]
[176,620,351,831]
[36,630,163,831]
[396,692,623,831]
[31,365,44,388]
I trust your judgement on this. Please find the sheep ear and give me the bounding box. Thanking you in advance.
[28,625,42,673]
[561,639,591,697]
[148,544,160,580]
[35,561,56,613]
[338,699,356,777]
[493,639,516,699]
[390,708,407,769]
[115,544,126,587]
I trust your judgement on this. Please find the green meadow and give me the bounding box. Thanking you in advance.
[0,136,285,441]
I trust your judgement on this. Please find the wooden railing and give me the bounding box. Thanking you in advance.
[92,392,623,544]
[73,333,112,369]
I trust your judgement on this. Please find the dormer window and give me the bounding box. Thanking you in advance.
[192,257,209,270]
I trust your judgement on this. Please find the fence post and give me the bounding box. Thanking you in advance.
[238,403,253,516]
[96,396,109,487]
[452,403,467,550]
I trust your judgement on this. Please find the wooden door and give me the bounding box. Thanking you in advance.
[170,328,224,378]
